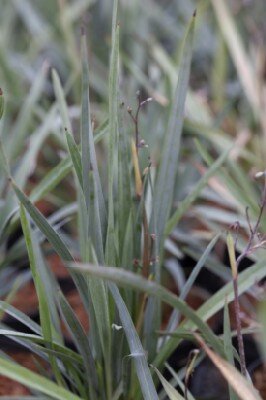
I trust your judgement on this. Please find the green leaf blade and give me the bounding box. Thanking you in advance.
[0,357,82,400]
[152,13,196,244]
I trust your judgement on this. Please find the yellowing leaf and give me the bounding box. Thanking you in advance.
[195,333,262,400]
[151,365,185,400]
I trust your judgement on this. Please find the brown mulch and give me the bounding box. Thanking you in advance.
[253,366,266,399]
[0,352,49,395]
[1,252,266,397]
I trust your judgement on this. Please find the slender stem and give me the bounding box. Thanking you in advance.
[128,93,152,156]
[135,100,141,155]
[128,96,141,155]
[231,175,266,376]
[233,277,247,376]
[237,176,266,265]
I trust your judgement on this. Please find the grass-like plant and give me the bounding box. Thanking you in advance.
[0,1,265,399]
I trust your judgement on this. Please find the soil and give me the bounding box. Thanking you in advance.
[0,352,48,395]
[2,270,266,398]
[0,250,89,396]
[1,230,266,397]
